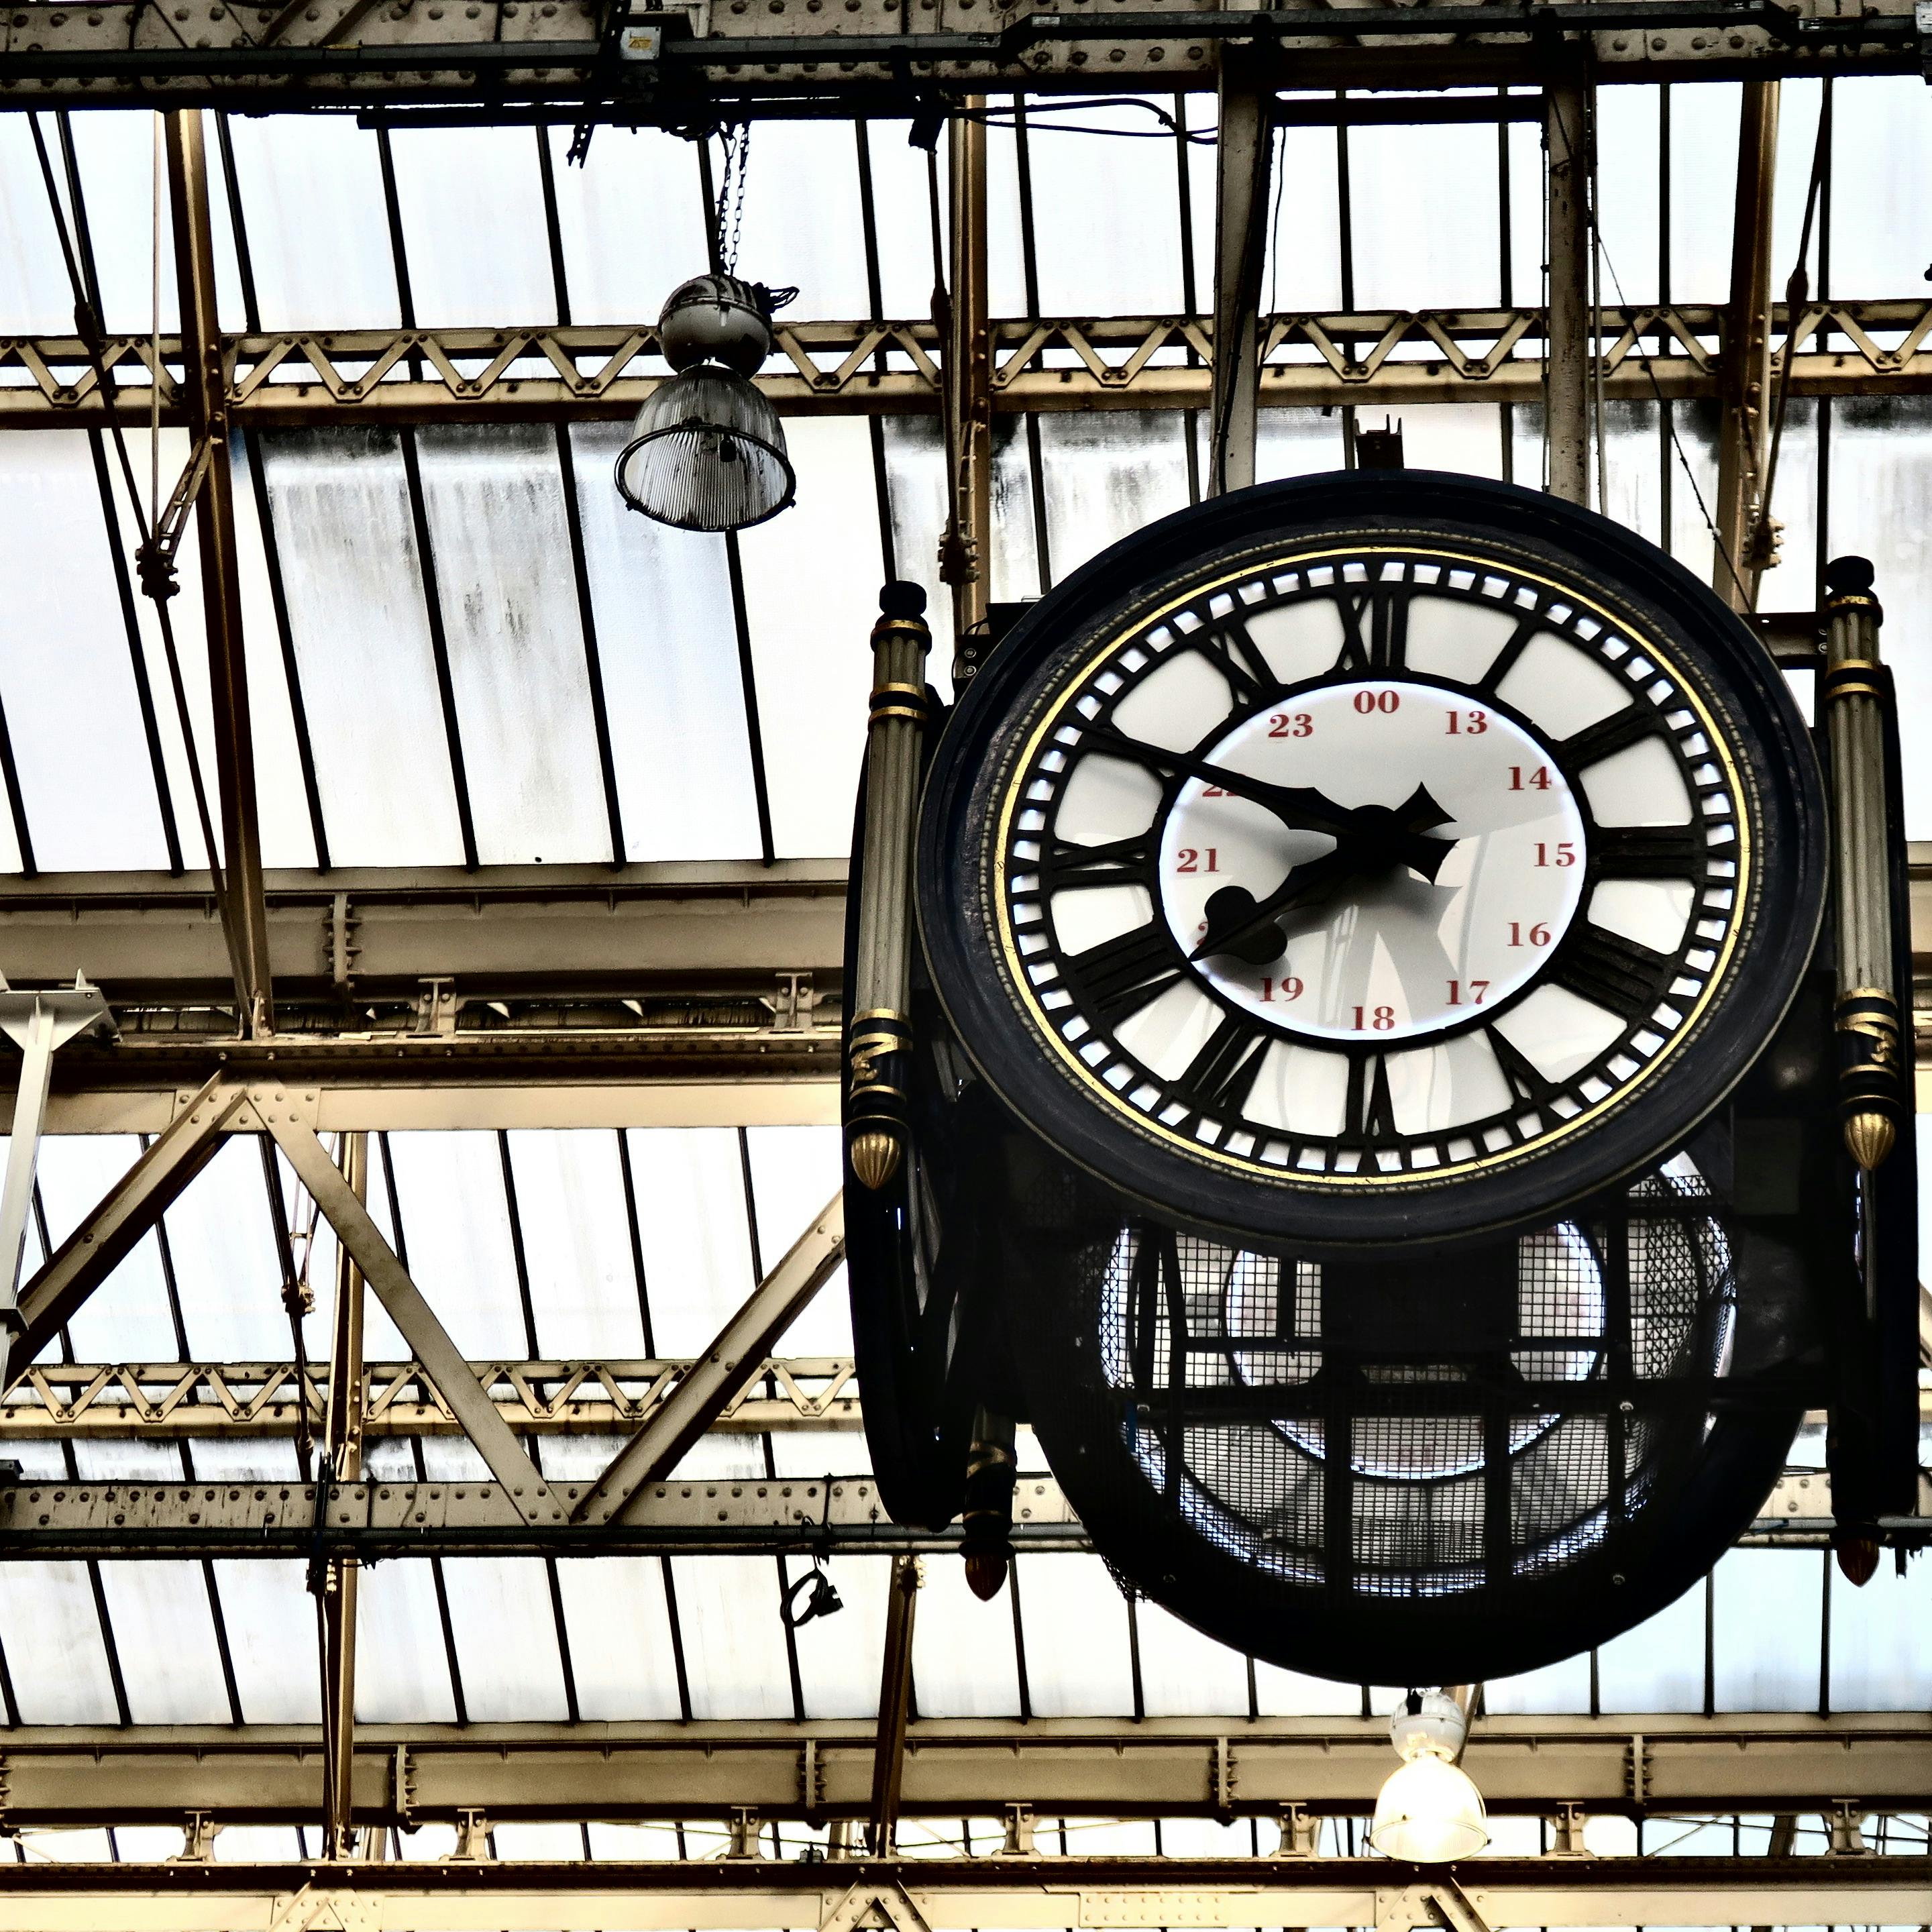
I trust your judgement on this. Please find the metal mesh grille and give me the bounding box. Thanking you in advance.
[1090,1166,1733,1598]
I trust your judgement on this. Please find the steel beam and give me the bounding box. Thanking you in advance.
[0,1854,1925,1932]
[0,1715,1925,1824]
[1543,76,1593,506]
[1208,62,1271,494]
[941,105,991,648]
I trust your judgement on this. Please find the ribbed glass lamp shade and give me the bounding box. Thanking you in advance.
[614,364,795,533]
[1368,1753,1489,1864]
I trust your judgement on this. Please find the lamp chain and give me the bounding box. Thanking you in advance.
[716,121,751,276]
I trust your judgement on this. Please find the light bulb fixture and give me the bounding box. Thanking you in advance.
[1368,1688,1489,1864]
[616,273,796,534]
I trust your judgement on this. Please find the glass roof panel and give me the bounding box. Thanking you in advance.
[354,1560,460,1721]
[0,1562,121,1723]
[1595,1572,1707,1712]
[1711,1546,1822,1711]
[438,1558,572,1720]
[1398,404,1507,480]
[744,1126,849,1354]
[1255,410,1348,484]
[791,1552,891,1719]
[1596,85,1663,308]
[911,1554,1022,1717]
[36,1134,177,1360]
[1035,410,1193,584]
[668,1554,795,1719]
[728,122,871,320]
[211,1561,323,1723]
[1483,1648,1592,1715]
[0,432,168,871]
[156,1134,288,1360]
[625,1128,756,1354]
[1134,1599,1250,1717]
[669,1430,765,1479]
[543,125,708,325]
[566,421,763,863]
[1012,1554,1134,1716]
[0,115,78,333]
[990,418,1045,604]
[388,125,556,327]
[863,121,943,320]
[504,1130,647,1357]
[384,1131,529,1358]
[555,1556,685,1720]
[984,107,1026,321]
[1266,122,1344,312]
[769,1428,873,1478]
[257,429,467,865]
[63,111,184,334]
[879,418,951,649]
[1829,78,1932,293]
[1348,122,1502,312]
[1252,1660,1360,1717]
[1666,83,1742,302]
[413,422,612,865]
[1827,1548,1932,1711]
[93,1560,233,1722]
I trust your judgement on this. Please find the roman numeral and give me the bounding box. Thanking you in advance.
[1175,1012,1272,1119]
[1473,614,1543,695]
[1486,1026,1561,1108]
[1038,833,1155,892]
[1558,703,1659,771]
[1065,921,1184,1026]
[1591,823,1707,879]
[1192,623,1283,710]
[1334,588,1409,674]
[1342,1053,1399,1146]
[1546,921,1676,1022]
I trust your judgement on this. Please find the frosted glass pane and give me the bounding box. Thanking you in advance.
[1399,404,1507,480]
[1596,1573,1705,1712]
[1769,79,1828,292]
[671,1554,794,1718]
[1666,85,1741,301]
[880,417,953,674]
[1014,1554,1134,1715]
[1664,399,1724,573]
[1753,398,1819,614]
[673,1431,764,1479]
[1254,1660,1360,1716]
[912,1554,1022,1717]
[389,126,554,327]
[1134,1600,1249,1717]
[225,115,398,329]
[506,1130,645,1357]
[0,434,169,870]
[984,111,1026,320]
[355,1561,459,1721]
[213,1562,323,1724]
[769,1427,871,1478]
[1829,78,1932,293]
[385,1132,527,1358]
[1350,119,1502,311]
[1603,400,1666,548]
[1828,1554,1932,1711]
[865,121,944,319]
[441,1559,571,1720]
[0,1564,119,1720]
[1597,87,1662,307]
[1027,99,1184,317]
[1825,398,1932,832]
[415,425,609,864]
[744,1126,849,1355]
[1256,410,1346,484]
[738,415,877,857]
[1267,121,1344,312]
[545,124,708,325]
[0,116,78,331]
[1036,411,1192,583]
[261,430,465,864]
[37,1135,178,1360]
[160,1134,287,1360]
[567,420,762,863]
[1505,122,1543,309]
[95,1562,232,1721]
[626,1128,756,1354]
[1713,1547,1821,1711]
[1484,1648,1592,1715]
[793,1554,891,1719]
[556,1557,683,1719]
[724,123,869,319]
[64,112,184,333]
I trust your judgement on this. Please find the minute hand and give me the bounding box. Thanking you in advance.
[1078,724,1354,839]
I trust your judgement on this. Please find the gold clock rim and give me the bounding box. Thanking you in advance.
[989,540,1754,1190]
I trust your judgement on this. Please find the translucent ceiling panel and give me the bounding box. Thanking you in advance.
[1134,1599,1250,1717]
[355,1560,460,1721]
[154,1134,286,1360]
[745,1126,849,1354]
[384,1132,528,1358]
[37,1135,177,1359]
[669,1554,794,1719]
[1348,120,1501,312]
[1825,398,1932,832]
[62,112,182,333]
[1827,1552,1932,1711]
[1829,78,1932,293]
[1711,1547,1821,1711]
[625,1128,756,1354]
[1504,121,1544,309]
[1399,405,1507,480]
[555,1556,684,1720]
[983,107,1026,319]
[259,429,466,865]
[1769,78,1828,288]
[414,424,610,865]
[737,415,878,857]
[1265,121,1344,313]
[213,1562,323,1724]
[505,1130,646,1358]
[769,1426,871,1479]
[1666,84,1741,302]
[793,1554,891,1719]
[725,122,870,319]
[0,1564,119,1720]
[1035,411,1192,584]
[1664,399,1723,572]
[225,115,399,329]
[566,421,761,863]
[1014,1553,1134,1716]
[990,417,1045,603]
[879,417,952,677]
[0,116,78,331]
[1595,1572,1706,1712]
[94,1562,234,1722]
[1184,94,1215,314]
[0,432,169,871]
[439,1558,572,1720]
[911,1553,1022,1717]
[865,121,945,319]
[1255,411,1346,484]
[1026,99,1185,318]
[1753,400,1819,616]
[1603,401,1665,549]
[1253,1658,1360,1717]
[388,125,555,327]
[1483,1647,1591,1715]
[673,1430,765,1479]
[545,124,708,325]
[1595,86,1662,309]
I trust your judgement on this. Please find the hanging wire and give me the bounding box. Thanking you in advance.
[150,112,162,536]
[1585,89,1611,518]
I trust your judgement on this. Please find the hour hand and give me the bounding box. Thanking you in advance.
[1191,847,1358,964]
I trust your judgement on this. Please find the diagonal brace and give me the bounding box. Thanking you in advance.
[575,1193,846,1525]
[259,1104,555,1525]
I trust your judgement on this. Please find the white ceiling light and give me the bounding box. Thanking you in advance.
[1368,1688,1489,1864]
[615,273,796,534]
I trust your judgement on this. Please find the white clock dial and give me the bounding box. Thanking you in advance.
[999,548,1746,1186]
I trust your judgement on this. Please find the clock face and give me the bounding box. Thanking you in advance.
[919,481,1824,1244]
